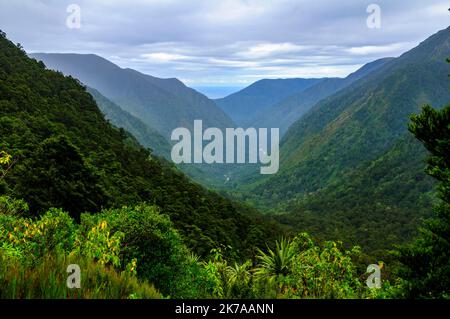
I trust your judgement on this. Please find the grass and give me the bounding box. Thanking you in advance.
[0,253,161,299]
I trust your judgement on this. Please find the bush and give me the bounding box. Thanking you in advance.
[0,208,76,262]
[80,204,213,298]
[0,205,161,299]
[229,234,364,299]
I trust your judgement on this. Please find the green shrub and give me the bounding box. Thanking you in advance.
[80,204,213,298]
[252,234,363,298]
[0,208,76,262]
[0,205,161,299]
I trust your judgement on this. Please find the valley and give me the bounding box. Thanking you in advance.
[0,16,448,300]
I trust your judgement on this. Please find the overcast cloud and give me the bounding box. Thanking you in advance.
[0,0,449,93]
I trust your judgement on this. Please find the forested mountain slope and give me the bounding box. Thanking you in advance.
[251,27,449,201]
[252,58,393,135]
[0,31,281,259]
[236,27,450,255]
[87,87,171,158]
[31,53,235,138]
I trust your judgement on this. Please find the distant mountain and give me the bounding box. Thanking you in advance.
[218,58,394,187]
[0,31,280,259]
[87,87,171,158]
[31,53,235,138]
[239,27,450,254]
[215,78,323,126]
[252,58,393,135]
[251,27,450,200]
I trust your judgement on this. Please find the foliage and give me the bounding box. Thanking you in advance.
[252,234,362,298]
[198,234,369,299]
[395,103,450,298]
[0,150,11,165]
[72,220,123,267]
[0,150,16,182]
[0,209,76,262]
[80,204,209,297]
[13,136,107,221]
[0,195,28,216]
[0,205,161,299]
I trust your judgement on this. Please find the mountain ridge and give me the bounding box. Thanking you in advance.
[252,57,394,135]
[215,77,324,126]
[30,53,235,138]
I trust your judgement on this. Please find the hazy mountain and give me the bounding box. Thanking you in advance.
[86,87,171,158]
[215,78,323,126]
[30,53,235,138]
[250,27,449,199]
[252,58,393,135]
[238,27,450,253]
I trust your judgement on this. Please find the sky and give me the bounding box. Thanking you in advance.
[0,0,449,97]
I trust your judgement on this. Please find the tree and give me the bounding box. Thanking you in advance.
[396,102,450,298]
[13,135,108,220]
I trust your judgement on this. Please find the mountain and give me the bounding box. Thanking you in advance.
[30,53,235,138]
[215,78,323,126]
[273,133,436,257]
[217,58,393,187]
[252,58,393,135]
[0,31,281,259]
[238,27,450,255]
[87,87,171,158]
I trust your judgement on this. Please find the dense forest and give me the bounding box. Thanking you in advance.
[230,27,450,265]
[0,28,449,299]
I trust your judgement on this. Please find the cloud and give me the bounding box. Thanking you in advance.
[237,43,308,59]
[345,42,415,55]
[0,0,448,90]
[141,53,190,62]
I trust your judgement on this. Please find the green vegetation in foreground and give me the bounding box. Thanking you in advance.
[0,199,385,299]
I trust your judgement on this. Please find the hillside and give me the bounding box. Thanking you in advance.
[273,133,436,258]
[252,58,393,135]
[31,53,235,138]
[237,27,450,254]
[0,32,281,259]
[87,87,171,158]
[215,78,323,126]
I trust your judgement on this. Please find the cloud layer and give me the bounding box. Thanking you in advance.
[0,0,448,91]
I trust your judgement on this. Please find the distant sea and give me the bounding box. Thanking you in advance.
[192,86,244,99]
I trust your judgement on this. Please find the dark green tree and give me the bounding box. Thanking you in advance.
[396,100,450,298]
[13,135,108,220]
